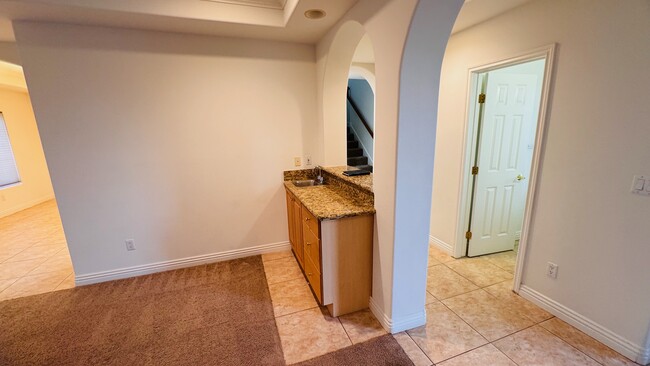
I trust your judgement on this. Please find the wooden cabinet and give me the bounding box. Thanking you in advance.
[285,191,303,268]
[285,187,373,317]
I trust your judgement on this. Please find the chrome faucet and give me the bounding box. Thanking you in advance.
[314,166,324,185]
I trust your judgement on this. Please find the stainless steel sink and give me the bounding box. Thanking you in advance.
[293,179,324,187]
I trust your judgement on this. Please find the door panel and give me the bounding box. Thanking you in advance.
[469,72,540,256]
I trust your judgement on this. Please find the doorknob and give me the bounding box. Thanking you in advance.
[516,174,526,181]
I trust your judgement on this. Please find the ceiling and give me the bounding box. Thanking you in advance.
[0,0,533,46]
[0,0,358,43]
[203,0,288,10]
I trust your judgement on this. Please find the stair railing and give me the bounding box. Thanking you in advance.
[347,87,374,139]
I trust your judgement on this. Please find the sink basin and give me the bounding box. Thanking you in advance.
[293,179,324,187]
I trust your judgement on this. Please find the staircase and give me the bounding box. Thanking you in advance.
[347,126,373,172]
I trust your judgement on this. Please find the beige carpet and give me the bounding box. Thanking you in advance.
[295,335,414,366]
[0,256,285,365]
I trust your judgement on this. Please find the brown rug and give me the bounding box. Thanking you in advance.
[0,256,285,365]
[295,335,415,366]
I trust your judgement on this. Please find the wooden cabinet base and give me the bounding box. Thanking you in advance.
[285,187,374,317]
[321,215,373,317]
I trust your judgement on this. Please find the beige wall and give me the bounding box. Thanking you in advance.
[0,87,54,217]
[430,0,650,359]
[15,22,318,277]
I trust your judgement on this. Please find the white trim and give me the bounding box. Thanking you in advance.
[519,285,647,364]
[369,296,426,334]
[74,241,291,286]
[452,44,557,293]
[0,194,54,218]
[428,235,453,254]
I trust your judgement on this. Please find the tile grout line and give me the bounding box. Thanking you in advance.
[537,322,608,366]
[337,317,354,346]
[401,331,435,366]
[273,304,320,320]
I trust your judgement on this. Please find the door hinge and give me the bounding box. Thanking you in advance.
[471,166,479,175]
[465,231,473,240]
[478,93,486,104]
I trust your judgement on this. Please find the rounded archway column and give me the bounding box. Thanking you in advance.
[388,0,464,331]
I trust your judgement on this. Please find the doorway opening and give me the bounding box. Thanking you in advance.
[455,45,555,289]
[346,34,375,172]
[0,60,74,300]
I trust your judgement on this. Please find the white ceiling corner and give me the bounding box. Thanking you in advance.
[202,0,288,10]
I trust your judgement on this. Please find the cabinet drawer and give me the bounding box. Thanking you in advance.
[302,225,321,273]
[301,206,319,237]
[304,254,322,304]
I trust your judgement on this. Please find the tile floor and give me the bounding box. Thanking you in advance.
[263,246,639,365]
[0,200,74,301]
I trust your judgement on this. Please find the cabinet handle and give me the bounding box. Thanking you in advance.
[305,217,310,221]
[308,272,312,277]
[306,242,311,246]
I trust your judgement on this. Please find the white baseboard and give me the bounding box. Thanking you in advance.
[519,285,648,365]
[0,194,55,218]
[429,235,453,254]
[75,241,291,286]
[369,296,426,334]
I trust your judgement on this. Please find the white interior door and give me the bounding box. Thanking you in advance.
[468,71,539,257]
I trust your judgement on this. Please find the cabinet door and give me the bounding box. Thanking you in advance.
[285,191,295,253]
[292,199,304,267]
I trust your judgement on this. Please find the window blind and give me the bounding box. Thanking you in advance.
[0,113,20,188]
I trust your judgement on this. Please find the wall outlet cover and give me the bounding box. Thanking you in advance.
[125,239,136,251]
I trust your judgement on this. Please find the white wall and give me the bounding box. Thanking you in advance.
[14,22,318,277]
[430,0,650,358]
[0,87,54,217]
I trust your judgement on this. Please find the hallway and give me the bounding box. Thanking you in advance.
[0,200,74,300]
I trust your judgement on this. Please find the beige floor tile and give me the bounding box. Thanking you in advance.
[29,253,74,275]
[0,270,71,301]
[443,289,534,342]
[484,280,553,324]
[54,273,76,291]
[407,302,487,364]
[262,250,294,263]
[338,308,386,344]
[268,278,318,317]
[425,291,437,304]
[428,247,442,267]
[426,264,478,300]
[0,278,18,292]
[275,307,352,364]
[393,332,433,366]
[494,325,600,366]
[5,244,66,263]
[540,318,638,366]
[439,344,516,366]
[0,259,47,280]
[483,251,517,273]
[428,245,456,263]
[263,256,303,285]
[446,258,513,287]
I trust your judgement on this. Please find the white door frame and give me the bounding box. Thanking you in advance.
[453,44,556,293]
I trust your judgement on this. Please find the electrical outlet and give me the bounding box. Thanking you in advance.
[125,239,136,251]
[546,262,558,279]
[294,157,301,167]
[305,156,312,166]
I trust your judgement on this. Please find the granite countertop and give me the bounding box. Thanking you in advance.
[283,166,375,220]
[321,166,373,194]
